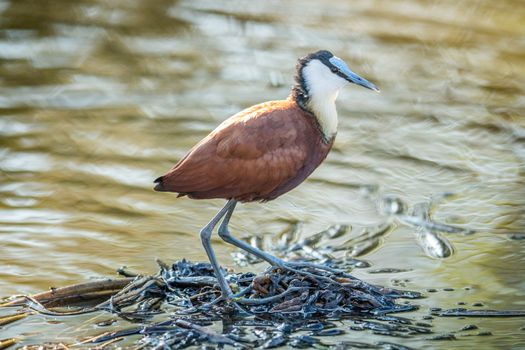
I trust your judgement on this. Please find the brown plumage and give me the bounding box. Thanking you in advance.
[154,98,334,202]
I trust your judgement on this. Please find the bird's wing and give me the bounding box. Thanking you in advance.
[157,101,314,201]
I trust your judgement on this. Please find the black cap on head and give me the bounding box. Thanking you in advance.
[299,50,334,67]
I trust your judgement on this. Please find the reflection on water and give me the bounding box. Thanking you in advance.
[0,0,524,347]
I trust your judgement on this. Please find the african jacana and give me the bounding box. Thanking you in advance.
[154,50,379,302]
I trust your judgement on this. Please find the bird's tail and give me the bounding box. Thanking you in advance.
[153,176,166,192]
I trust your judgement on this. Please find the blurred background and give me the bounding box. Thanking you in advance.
[0,0,524,347]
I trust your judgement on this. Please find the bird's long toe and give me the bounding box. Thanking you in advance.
[199,293,253,316]
[284,260,351,277]
[269,261,351,284]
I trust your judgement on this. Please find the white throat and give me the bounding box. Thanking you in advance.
[302,60,347,138]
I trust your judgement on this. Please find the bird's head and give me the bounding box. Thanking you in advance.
[293,50,379,103]
[291,50,379,139]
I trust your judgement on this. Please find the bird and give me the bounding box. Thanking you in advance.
[154,50,379,303]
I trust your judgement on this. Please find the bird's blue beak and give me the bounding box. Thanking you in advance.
[329,56,380,92]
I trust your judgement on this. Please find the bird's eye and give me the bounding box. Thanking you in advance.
[330,67,338,73]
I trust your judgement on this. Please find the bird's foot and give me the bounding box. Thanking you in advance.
[198,289,253,316]
[199,286,310,314]
[285,260,349,276]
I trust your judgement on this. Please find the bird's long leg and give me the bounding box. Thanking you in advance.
[199,199,237,299]
[217,202,345,281]
[217,201,282,266]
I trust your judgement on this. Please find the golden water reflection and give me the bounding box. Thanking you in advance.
[0,0,524,347]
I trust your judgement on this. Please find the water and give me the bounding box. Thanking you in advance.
[0,0,524,348]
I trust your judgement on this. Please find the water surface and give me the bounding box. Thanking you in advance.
[0,0,524,348]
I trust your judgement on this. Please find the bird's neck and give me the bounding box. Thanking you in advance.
[307,90,339,138]
[291,82,340,140]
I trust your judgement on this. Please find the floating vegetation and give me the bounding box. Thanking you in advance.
[2,259,423,349]
[158,259,421,317]
[2,257,525,349]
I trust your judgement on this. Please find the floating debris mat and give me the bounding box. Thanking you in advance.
[2,260,423,349]
[156,259,420,318]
